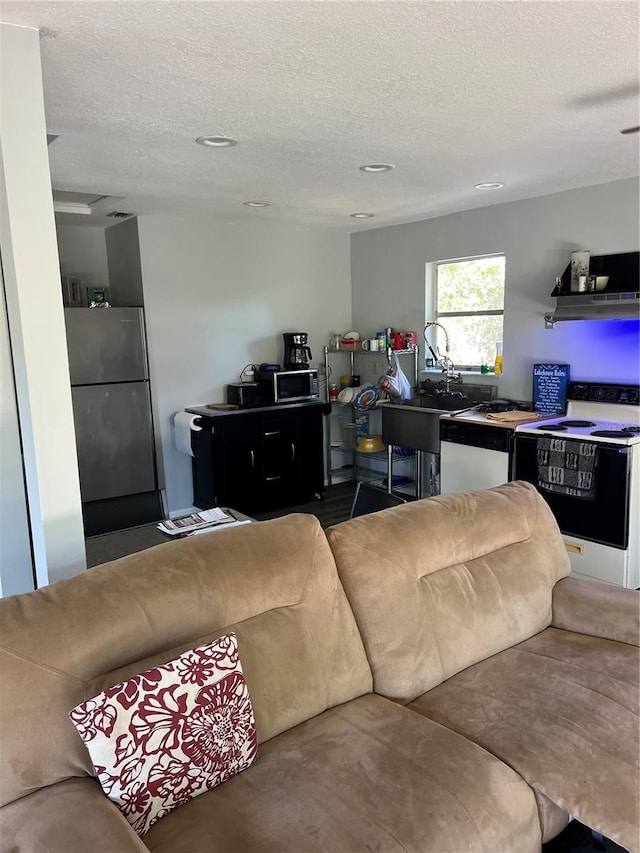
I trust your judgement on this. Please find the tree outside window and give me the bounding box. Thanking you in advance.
[429,255,505,371]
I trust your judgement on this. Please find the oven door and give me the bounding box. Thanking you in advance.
[513,434,631,548]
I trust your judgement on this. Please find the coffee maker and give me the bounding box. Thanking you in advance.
[283,332,313,370]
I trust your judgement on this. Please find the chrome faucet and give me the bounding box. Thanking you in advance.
[423,322,462,394]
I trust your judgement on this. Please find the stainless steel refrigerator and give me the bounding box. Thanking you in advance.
[64,308,161,535]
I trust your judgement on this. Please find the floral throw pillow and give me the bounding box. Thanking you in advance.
[69,633,257,837]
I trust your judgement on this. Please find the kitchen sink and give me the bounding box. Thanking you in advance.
[380,384,495,456]
[402,396,470,412]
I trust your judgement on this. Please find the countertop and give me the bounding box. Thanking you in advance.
[186,400,329,418]
[438,409,548,430]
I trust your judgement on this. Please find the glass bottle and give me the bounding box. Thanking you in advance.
[494,342,503,376]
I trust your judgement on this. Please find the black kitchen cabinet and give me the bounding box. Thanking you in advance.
[189,403,328,513]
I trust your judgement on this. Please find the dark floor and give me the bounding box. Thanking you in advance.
[85,482,357,567]
[542,821,627,853]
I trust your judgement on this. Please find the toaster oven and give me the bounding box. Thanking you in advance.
[226,382,263,408]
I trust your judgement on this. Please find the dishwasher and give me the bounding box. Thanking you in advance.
[439,419,514,495]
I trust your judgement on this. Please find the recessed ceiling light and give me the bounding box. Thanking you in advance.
[195,136,238,147]
[359,163,395,173]
[243,201,271,207]
[474,182,505,190]
[350,213,375,219]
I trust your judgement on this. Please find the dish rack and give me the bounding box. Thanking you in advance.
[323,344,419,487]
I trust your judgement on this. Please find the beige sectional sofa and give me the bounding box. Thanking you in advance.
[1,481,638,853]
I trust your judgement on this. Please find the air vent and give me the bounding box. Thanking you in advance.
[106,211,133,219]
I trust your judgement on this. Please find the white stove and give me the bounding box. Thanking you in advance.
[514,382,639,589]
[517,405,640,446]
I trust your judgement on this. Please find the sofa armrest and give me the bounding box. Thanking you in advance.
[0,776,148,852]
[552,577,640,647]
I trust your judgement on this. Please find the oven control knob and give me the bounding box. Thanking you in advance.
[568,383,589,400]
[626,389,639,404]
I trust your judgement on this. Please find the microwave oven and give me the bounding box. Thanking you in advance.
[256,368,320,404]
[226,382,263,408]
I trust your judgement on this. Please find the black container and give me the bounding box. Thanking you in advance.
[226,382,263,408]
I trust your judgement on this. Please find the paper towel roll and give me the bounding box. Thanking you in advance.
[174,411,202,457]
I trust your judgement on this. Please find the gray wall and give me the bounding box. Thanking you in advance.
[56,223,109,299]
[105,218,144,306]
[137,217,352,515]
[351,178,640,401]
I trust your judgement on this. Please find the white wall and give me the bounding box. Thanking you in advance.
[56,223,109,295]
[0,23,85,588]
[351,178,640,401]
[137,217,352,514]
[0,271,33,595]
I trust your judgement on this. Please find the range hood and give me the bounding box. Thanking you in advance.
[544,251,639,327]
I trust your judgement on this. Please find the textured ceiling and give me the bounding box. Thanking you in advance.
[2,1,639,230]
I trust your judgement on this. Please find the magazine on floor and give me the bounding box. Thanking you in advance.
[158,507,238,536]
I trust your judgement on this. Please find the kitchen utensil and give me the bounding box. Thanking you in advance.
[337,386,363,404]
[357,434,386,453]
[352,385,380,411]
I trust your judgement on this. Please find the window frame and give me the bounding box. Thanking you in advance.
[428,253,506,372]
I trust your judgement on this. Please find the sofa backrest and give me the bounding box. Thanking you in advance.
[327,481,570,704]
[0,514,372,807]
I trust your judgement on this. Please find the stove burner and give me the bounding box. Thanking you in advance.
[590,430,635,438]
[536,424,567,431]
[559,420,596,427]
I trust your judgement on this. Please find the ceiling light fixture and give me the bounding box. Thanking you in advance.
[53,201,92,215]
[195,136,238,147]
[350,213,375,219]
[620,125,640,135]
[359,163,395,173]
[243,201,271,207]
[474,182,505,190]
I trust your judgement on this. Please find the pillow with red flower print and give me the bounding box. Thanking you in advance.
[68,633,257,837]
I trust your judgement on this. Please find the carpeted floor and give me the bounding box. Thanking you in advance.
[85,482,357,567]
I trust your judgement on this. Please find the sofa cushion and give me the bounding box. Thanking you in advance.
[0,777,148,852]
[0,513,372,807]
[408,627,640,853]
[326,481,571,702]
[142,694,542,853]
[69,633,257,837]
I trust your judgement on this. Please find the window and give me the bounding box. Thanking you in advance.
[427,254,505,371]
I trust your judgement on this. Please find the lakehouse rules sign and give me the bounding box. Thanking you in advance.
[533,364,570,415]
